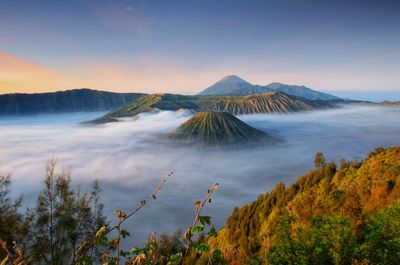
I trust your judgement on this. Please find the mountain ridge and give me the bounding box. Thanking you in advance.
[198,75,340,101]
[91,92,322,123]
[0,88,146,115]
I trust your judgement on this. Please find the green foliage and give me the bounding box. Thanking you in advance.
[3,146,400,264]
[212,146,400,264]
[363,201,400,264]
[268,215,359,265]
[25,161,107,265]
[0,173,28,249]
[314,152,326,169]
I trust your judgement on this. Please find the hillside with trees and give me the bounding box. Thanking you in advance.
[206,146,400,264]
[1,146,400,264]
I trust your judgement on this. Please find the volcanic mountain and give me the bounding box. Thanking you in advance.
[91,92,323,123]
[169,111,274,146]
[198,75,252,96]
[198,75,340,101]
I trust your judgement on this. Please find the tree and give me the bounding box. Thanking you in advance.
[27,161,107,265]
[314,152,326,170]
[0,173,28,254]
[268,215,360,265]
[363,202,400,265]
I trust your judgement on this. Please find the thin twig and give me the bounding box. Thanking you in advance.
[106,172,172,235]
[183,183,219,262]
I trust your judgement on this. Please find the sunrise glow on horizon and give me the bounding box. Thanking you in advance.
[1,0,400,100]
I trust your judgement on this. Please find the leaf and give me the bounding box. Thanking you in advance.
[195,243,210,253]
[95,226,106,238]
[184,228,192,240]
[208,198,212,204]
[78,256,93,265]
[169,252,182,264]
[213,249,222,257]
[130,247,141,255]
[199,216,211,225]
[208,230,217,237]
[94,235,108,247]
[151,194,157,200]
[121,229,131,239]
[110,238,120,249]
[120,250,130,257]
[191,224,205,234]
[115,210,127,219]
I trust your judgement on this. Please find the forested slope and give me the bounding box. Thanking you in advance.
[206,147,400,264]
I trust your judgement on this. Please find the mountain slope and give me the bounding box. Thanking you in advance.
[198,75,252,96]
[379,100,400,106]
[198,92,314,114]
[91,92,317,123]
[264,82,339,100]
[169,112,271,146]
[206,146,400,264]
[0,89,146,115]
[197,76,340,101]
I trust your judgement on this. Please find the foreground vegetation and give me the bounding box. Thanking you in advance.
[1,146,400,264]
[208,147,400,264]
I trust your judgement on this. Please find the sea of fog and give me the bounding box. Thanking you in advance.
[1,105,400,246]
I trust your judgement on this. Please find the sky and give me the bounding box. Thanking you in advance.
[0,0,400,99]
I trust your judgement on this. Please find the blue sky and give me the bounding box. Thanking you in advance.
[0,0,399,100]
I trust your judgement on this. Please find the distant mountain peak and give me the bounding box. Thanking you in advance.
[219,75,250,84]
[198,75,252,95]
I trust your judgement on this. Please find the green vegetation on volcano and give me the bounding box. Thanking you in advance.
[170,112,273,146]
[201,146,400,264]
[91,92,319,123]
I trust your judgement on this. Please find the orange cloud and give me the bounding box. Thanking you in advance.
[69,57,230,94]
[0,52,81,94]
[0,52,230,95]
[2,51,398,95]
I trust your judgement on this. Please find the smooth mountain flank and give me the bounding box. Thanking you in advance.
[198,75,253,96]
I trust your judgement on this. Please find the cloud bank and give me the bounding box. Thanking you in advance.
[1,106,400,245]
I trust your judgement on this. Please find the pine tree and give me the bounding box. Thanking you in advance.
[0,173,29,249]
[27,161,107,264]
